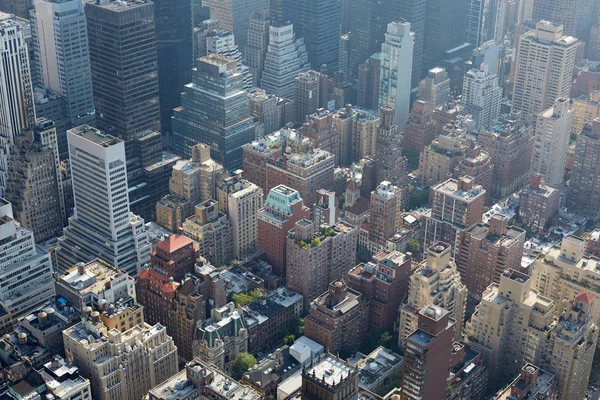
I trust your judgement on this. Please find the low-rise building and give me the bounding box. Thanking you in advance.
[348,346,402,394]
[492,364,558,400]
[447,342,488,400]
[241,346,301,397]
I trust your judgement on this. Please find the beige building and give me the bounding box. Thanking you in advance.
[465,269,555,389]
[217,172,263,260]
[512,21,578,121]
[398,242,467,348]
[419,134,466,187]
[368,181,402,250]
[63,318,178,400]
[352,110,380,162]
[572,92,599,134]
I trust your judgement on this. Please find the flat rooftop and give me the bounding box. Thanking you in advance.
[69,125,121,148]
[305,355,354,386]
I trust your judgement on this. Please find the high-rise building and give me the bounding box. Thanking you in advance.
[398,242,467,347]
[6,120,64,242]
[511,21,578,121]
[462,64,502,131]
[351,110,380,162]
[301,353,360,400]
[245,10,270,87]
[0,199,54,322]
[242,129,290,193]
[456,214,526,301]
[545,292,598,400]
[156,144,225,232]
[302,110,340,162]
[171,55,255,171]
[247,90,281,135]
[31,0,95,128]
[403,99,436,155]
[478,119,534,198]
[356,53,381,111]
[207,0,268,52]
[567,119,600,220]
[257,185,309,276]
[281,0,340,73]
[418,135,467,187]
[63,317,178,400]
[0,17,35,196]
[369,181,402,250]
[347,250,413,332]
[260,24,310,101]
[571,93,599,135]
[286,219,358,309]
[379,22,414,129]
[418,67,450,108]
[401,305,455,400]
[0,0,31,18]
[532,0,594,42]
[422,177,485,254]
[217,172,263,260]
[375,106,408,187]
[304,281,369,353]
[454,143,494,204]
[153,0,192,140]
[519,174,560,234]
[295,70,331,122]
[531,98,573,186]
[466,0,508,47]
[465,269,556,389]
[57,126,151,276]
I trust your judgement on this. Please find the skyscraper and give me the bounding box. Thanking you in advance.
[532,0,595,42]
[282,0,340,73]
[512,21,578,121]
[57,126,151,276]
[417,67,450,108]
[379,21,414,128]
[462,64,502,130]
[207,0,268,52]
[466,0,508,47]
[245,11,270,87]
[31,0,95,127]
[369,181,402,250]
[375,106,408,187]
[568,118,600,220]
[0,17,35,196]
[153,0,192,141]
[171,55,255,171]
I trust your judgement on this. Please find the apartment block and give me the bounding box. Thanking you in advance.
[403,99,437,155]
[518,174,560,234]
[492,364,558,400]
[568,118,600,220]
[369,181,403,250]
[454,143,494,204]
[419,135,466,187]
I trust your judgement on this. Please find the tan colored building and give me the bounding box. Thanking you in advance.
[518,174,560,234]
[403,99,436,155]
[351,110,379,162]
[465,269,555,389]
[398,242,467,348]
[419,135,466,187]
[368,181,402,250]
[492,364,558,400]
[572,93,599,134]
[568,119,600,220]
[63,318,178,400]
[242,129,289,193]
[456,215,526,301]
[304,281,369,354]
[332,105,355,166]
[302,109,340,162]
[454,143,494,204]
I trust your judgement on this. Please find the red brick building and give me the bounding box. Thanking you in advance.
[152,234,199,282]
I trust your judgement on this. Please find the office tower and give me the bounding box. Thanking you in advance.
[257,185,309,276]
[181,200,233,267]
[418,135,467,187]
[590,25,600,61]
[422,0,470,72]
[217,172,263,260]
[375,106,408,187]
[247,90,280,135]
[266,149,335,207]
[156,144,225,232]
[295,70,331,121]
[63,318,178,400]
[356,54,381,110]
[301,353,360,400]
[466,0,508,47]
[192,19,221,60]
[207,0,268,52]
[281,0,340,73]
[304,281,369,353]
[153,0,192,139]
[403,100,436,155]
[368,181,402,250]
[302,110,339,161]
[379,22,414,129]
[33,88,72,160]
[351,110,380,162]
[0,17,35,196]
[531,98,573,186]
[86,0,159,143]
[347,251,413,332]
[398,242,467,346]
[422,177,485,254]
[532,0,594,42]
[462,65,502,130]
[519,174,560,233]
[171,55,255,171]
[246,11,270,87]
[478,119,534,198]
[418,67,450,108]
[260,24,310,101]
[567,119,600,220]
[401,305,455,400]
[6,121,64,243]
[0,0,31,18]
[31,0,94,128]
[493,364,558,400]
[57,126,151,276]
[0,199,54,322]
[286,219,358,310]
[331,106,355,166]
[512,21,578,121]
[457,215,525,301]
[455,143,494,204]
[465,269,556,388]
[545,292,598,400]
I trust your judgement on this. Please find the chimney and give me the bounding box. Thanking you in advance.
[529,173,543,189]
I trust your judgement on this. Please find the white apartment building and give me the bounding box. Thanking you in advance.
[462,64,502,130]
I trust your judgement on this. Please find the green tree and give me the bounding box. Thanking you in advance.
[283,334,296,345]
[378,331,392,348]
[290,316,305,337]
[407,239,420,254]
[231,352,256,380]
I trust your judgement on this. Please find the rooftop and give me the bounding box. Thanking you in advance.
[155,234,193,253]
[305,354,356,387]
[68,125,121,148]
